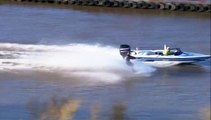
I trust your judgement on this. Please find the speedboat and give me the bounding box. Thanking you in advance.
[119,44,210,67]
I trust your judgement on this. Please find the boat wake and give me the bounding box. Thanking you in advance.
[0,43,155,84]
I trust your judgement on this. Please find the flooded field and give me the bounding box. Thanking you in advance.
[0,2,210,120]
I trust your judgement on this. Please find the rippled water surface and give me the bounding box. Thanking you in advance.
[0,2,210,120]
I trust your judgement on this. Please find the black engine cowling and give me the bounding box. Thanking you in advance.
[119,44,131,59]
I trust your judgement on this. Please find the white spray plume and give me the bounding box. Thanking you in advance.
[0,43,155,83]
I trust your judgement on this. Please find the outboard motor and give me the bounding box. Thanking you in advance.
[119,44,135,66]
[119,44,131,59]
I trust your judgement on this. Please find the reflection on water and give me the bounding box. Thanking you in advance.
[200,106,211,120]
[27,96,129,120]
[26,96,211,120]
[110,103,128,120]
[90,103,101,120]
[27,97,81,120]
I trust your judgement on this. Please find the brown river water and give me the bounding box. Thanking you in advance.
[0,2,210,120]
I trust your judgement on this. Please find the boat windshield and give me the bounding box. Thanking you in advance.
[170,48,183,55]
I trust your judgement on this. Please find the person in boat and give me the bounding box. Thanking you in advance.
[163,47,172,56]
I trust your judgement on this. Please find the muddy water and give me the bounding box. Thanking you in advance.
[0,3,210,120]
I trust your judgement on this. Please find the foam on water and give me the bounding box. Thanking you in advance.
[0,43,156,83]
